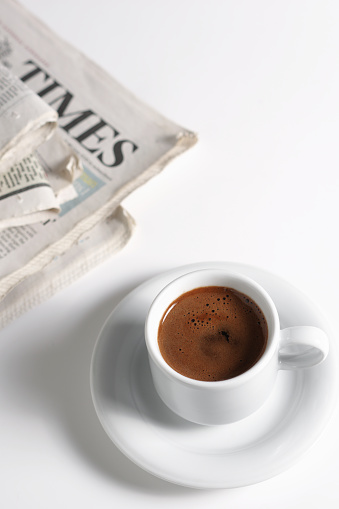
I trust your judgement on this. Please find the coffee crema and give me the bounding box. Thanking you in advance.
[158,286,268,381]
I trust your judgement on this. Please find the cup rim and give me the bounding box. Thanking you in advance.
[145,269,280,389]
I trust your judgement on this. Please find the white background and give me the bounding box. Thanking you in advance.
[1,0,339,507]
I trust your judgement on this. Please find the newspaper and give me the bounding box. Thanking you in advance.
[0,0,197,328]
[0,128,83,229]
[0,153,61,228]
[0,62,58,173]
[1,206,135,326]
[0,62,82,228]
[36,129,83,203]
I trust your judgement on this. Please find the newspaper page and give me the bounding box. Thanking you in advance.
[0,62,58,172]
[0,153,61,229]
[0,62,83,228]
[0,145,82,229]
[0,0,197,327]
[1,206,135,326]
[38,129,83,203]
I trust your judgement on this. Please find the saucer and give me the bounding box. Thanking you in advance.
[90,262,338,489]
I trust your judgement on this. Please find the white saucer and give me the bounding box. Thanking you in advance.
[90,262,338,489]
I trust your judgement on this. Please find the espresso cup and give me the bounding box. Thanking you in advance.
[144,269,329,425]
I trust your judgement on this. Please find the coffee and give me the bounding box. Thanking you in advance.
[158,286,268,381]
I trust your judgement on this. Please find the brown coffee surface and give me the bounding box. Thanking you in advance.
[158,286,268,381]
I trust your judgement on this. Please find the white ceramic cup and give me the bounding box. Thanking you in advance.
[145,269,329,425]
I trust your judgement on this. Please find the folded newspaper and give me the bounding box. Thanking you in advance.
[0,0,197,328]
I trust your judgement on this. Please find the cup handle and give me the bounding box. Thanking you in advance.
[278,326,329,370]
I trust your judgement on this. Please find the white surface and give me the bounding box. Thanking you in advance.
[1,0,339,507]
[90,262,337,489]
